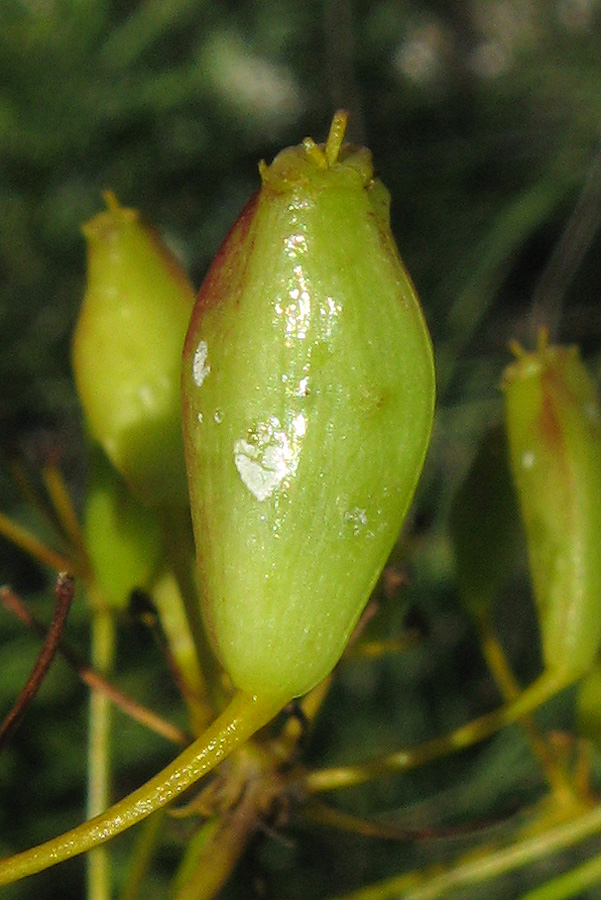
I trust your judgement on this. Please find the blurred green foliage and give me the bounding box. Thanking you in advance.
[2,0,601,898]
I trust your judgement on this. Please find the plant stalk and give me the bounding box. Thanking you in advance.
[0,691,284,887]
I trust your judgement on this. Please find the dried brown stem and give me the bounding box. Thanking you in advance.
[0,573,74,748]
[1,585,189,747]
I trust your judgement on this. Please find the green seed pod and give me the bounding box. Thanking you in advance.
[85,445,163,611]
[182,112,436,701]
[502,336,601,678]
[73,192,195,506]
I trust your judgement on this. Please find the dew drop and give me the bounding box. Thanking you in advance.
[344,507,368,536]
[192,340,210,387]
[138,384,155,410]
[521,451,535,470]
[233,419,299,501]
[298,376,309,397]
[234,438,285,501]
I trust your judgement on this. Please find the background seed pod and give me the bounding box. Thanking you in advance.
[73,194,195,507]
[502,340,601,679]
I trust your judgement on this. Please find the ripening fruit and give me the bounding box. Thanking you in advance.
[502,335,601,678]
[73,192,195,506]
[182,111,436,701]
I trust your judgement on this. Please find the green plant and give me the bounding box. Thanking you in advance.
[2,58,601,900]
[502,335,601,681]
[0,112,436,894]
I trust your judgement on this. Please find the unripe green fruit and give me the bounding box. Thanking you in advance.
[85,445,163,610]
[73,193,194,506]
[182,112,435,701]
[502,336,601,678]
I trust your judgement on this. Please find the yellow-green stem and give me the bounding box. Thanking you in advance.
[0,691,284,887]
[0,511,72,572]
[478,624,576,806]
[87,605,116,900]
[8,459,66,536]
[519,846,601,900]
[330,799,601,900]
[42,464,91,576]
[306,670,571,793]
[158,506,224,717]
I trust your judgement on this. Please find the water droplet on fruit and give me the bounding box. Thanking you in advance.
[521,451,535,470]
[192,340,210,387]
[233,417,302,501]
[344,507,368,536]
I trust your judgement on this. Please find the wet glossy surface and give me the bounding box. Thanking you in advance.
[182,122,435,699]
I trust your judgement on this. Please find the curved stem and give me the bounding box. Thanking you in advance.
[478,625,576,806]
[0,691,285,888]
[519,846,601,900]
[42,464,91,576]
[0,574,74,748]
[1,585,188,746]
[305,670,571,793]
[0,511,73,572]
